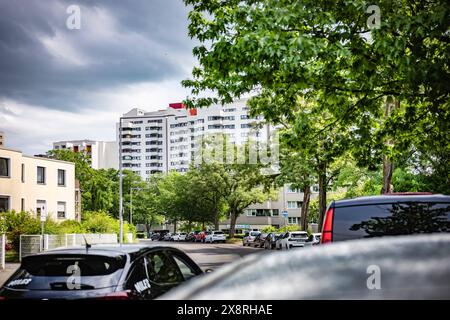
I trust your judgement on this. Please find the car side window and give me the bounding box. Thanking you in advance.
[172,255,197,281]
[145,251,183,284]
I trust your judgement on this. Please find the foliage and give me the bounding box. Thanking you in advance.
[182,0,450,225]
[0,210,41,251]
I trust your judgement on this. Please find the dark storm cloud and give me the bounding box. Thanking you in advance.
[0,0,194,111]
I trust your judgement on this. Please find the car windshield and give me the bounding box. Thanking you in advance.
[5,254,126,290]
[250,232,260,236]
[291,233,308,239]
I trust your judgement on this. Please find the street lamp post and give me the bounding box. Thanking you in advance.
[118,117,124,245]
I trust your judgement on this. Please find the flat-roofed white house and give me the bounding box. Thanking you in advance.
[0,147,78,221]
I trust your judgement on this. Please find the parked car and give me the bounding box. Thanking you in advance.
[263,233,282,250]
[162,233,172,241]
[304,233,321,247]
[252,233,268,248]
[200,231,211,243]
[161,234,450,300]
[276,231,309,250]
[171,232,187,242]
[193,231,204,242]
[321,194,450,244]
[242,231,261,246]
[185,232,196,242]
[204,231,226,243]
[0,244,203,300]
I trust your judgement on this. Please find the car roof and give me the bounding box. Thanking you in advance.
[160,233,450,300]
[333,194,450,208]
[30,244,183,261]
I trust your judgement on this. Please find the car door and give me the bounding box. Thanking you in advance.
[125,257,152,299]
[143,250,186,298]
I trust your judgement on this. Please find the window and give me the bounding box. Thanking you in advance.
[172,255,197,281]
[288,217,300,224]
[145,252,183,284]
[0,196,10,212]
[0,157,10,177]
[287,201,302,209]
[21,163,25,182]
[37,166,46,184]
[57,202,66,219]
[57,169,65,186]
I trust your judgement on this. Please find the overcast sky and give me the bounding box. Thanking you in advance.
[0,0,197,154]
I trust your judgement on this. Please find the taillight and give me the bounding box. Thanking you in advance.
[321,207,334,244]
[98,290,131,300]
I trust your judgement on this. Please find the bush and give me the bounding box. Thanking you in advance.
[58,220,85,234]
[261,226,277,233]
[81,211,118,234]
[0,210,41,252]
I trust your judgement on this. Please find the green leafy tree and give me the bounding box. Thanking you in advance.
[182,0,450,225]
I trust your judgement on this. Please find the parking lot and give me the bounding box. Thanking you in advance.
[139,239,261,271]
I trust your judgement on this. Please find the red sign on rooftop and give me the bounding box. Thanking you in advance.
[169,103,185,109]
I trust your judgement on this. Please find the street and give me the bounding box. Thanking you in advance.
[139,240,261,271]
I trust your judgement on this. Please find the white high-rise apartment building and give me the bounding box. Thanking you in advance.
[53,139,119,170]
[118,99,274,180]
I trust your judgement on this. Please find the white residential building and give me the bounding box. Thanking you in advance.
[118,99,273,179]
[53,139,118,170]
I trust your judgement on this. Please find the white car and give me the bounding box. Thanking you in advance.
[276,231,309,250]
[204,231,226,243]
[243,231,261,246]
[171,232,187,242]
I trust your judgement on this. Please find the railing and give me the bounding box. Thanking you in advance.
[19,233,119,261]
[0,234,5,270]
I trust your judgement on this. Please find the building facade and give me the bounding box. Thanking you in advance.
[118,99,273,180]
[0,147,77,221]
[219,185,319,232]
[0,131,5,148]
[53,139,118,170]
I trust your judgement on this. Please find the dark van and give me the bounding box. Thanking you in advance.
[321,194,450,243]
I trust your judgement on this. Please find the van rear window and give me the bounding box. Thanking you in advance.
[333,202,450,241]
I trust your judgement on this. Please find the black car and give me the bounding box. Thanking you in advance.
[263,232,281,250]
[0,244,203,300]
[252,233,268,248]
[321,194,450,243]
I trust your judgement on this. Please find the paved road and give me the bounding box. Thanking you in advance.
[139,240,262,271]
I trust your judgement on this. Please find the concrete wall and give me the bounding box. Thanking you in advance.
[0,148,76,220]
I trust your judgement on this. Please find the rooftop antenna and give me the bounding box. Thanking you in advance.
[82,235,91,252]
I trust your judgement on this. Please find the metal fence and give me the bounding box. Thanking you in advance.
[19,233,119,261]
[0,234,5,270]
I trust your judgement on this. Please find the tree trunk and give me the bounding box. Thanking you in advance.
[173,220,177,233]
[300,185,311,231]
[214,212,219,230]
[381,96,398,194]
[381,156,394,194]
[229,211,237,238]
[318,164,327,231]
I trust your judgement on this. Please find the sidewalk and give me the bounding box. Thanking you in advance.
[0,263,20,287]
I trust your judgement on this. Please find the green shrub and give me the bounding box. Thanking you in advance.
[81,211,118,234]
[0,211,41,252]
[261,226,277,233]
[276,225,300,233]
[58,220,85,234]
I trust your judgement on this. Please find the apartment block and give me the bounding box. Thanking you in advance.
[53,139,118,170]
[118,99,273,180]
[0,147,77,221]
